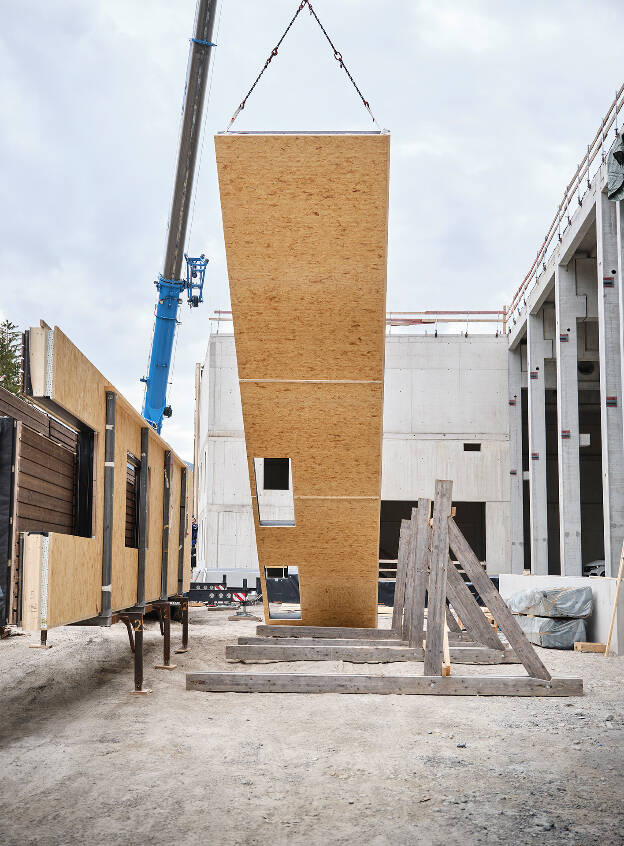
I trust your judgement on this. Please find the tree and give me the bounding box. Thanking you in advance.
[0,320,21,395]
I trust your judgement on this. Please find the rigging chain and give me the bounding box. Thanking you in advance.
[227,0,379,129]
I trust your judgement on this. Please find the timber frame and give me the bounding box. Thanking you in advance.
[187,479,583,697]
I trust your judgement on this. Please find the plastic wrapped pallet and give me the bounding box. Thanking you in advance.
[506,586,593,619]
[514,615,586,649]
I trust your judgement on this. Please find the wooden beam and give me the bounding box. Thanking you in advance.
[241,635,495,651]
[226,644,424,663]
[256,625,401,640]
[407,498,431,647]
[445,559,505,650]
[448,517,551,681]
[187,672,583,697]
[424,480,453,675]
[239,636,407,647]
[391,519,411,630]
[229,642,519,665]
[445,605,462,633]
[401,507,418,640]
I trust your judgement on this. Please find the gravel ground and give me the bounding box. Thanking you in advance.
[1,606,623,846]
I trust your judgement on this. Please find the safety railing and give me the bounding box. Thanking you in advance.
[508,82,624,328]
[209,309,507,334]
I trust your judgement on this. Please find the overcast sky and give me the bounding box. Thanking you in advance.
[2,0,624,460]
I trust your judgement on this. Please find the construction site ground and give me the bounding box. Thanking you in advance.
[2,606,623,846]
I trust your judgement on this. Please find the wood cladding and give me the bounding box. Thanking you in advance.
[216,132,389,628]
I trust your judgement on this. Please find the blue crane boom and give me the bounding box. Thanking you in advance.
[142,0,218,433]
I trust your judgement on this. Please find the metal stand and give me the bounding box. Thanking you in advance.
[120,611,152,695]
[175,597,190,654]
[154,602,177,670]
[29,629,51,649]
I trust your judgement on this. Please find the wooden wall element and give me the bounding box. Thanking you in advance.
[0,387,81,627]
[215,132,390,627]
[20,325,192,631]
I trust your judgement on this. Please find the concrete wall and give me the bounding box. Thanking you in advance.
[196,331,511,576]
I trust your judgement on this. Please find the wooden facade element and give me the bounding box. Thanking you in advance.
[18,325,192,632]
[0,386,79,627]
[215,132,390,627]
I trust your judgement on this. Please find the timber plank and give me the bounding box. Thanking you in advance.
[17,470,74,500]
[17,487,73,516]
[448,517,551,681]
[19,438,75,480]
[18,516,73,534]
[16,501,73,526]
[0,387,48,435]
[392,519,410,630]
[446,606,462,633]
[401,507,418,640]
[408,499,432,647]
[445,559,504,650]
[424,481,453,675]
[226,644,425,663]
[187,673,584,697]
[257,625,400,640]
[18,457,74,492]
[239,636,407,647]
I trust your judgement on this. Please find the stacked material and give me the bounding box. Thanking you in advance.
[506,587,593,649]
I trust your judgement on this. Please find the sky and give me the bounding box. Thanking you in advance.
[2,0,624,460]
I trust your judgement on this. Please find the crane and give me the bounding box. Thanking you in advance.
[141,0,218,433]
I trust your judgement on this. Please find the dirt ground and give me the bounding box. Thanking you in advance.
[1,606,623,846]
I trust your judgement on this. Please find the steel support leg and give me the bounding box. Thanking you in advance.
[154,602,177,670]
[127,613,152,695]
[174,596,190,654]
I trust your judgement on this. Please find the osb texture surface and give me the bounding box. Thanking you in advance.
[241,381,383,497]
[216,134,389,628]
[215,133,389,380]
[22,327,192,630]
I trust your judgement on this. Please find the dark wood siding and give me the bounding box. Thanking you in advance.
[125,457,140,548]
[16,426,75,535]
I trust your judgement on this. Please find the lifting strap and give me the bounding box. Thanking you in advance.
[227,0,379,130]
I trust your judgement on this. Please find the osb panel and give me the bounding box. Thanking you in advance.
[21,325,191,630]
[215,133,389,380]
[241,381,383,498]
[47,535,101,628]
[217,133,388,628]
[254,497,380,628]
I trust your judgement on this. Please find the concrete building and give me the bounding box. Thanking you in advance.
[195,330,511,579]
[193,113,624,653]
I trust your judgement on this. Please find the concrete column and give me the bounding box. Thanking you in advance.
[554,262,585,576]
[508,345,524,573]
[527,310,552,574]
[596,190,624,577]
[486,501,510,575]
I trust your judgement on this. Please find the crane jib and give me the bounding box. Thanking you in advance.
[142,0,218,433]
